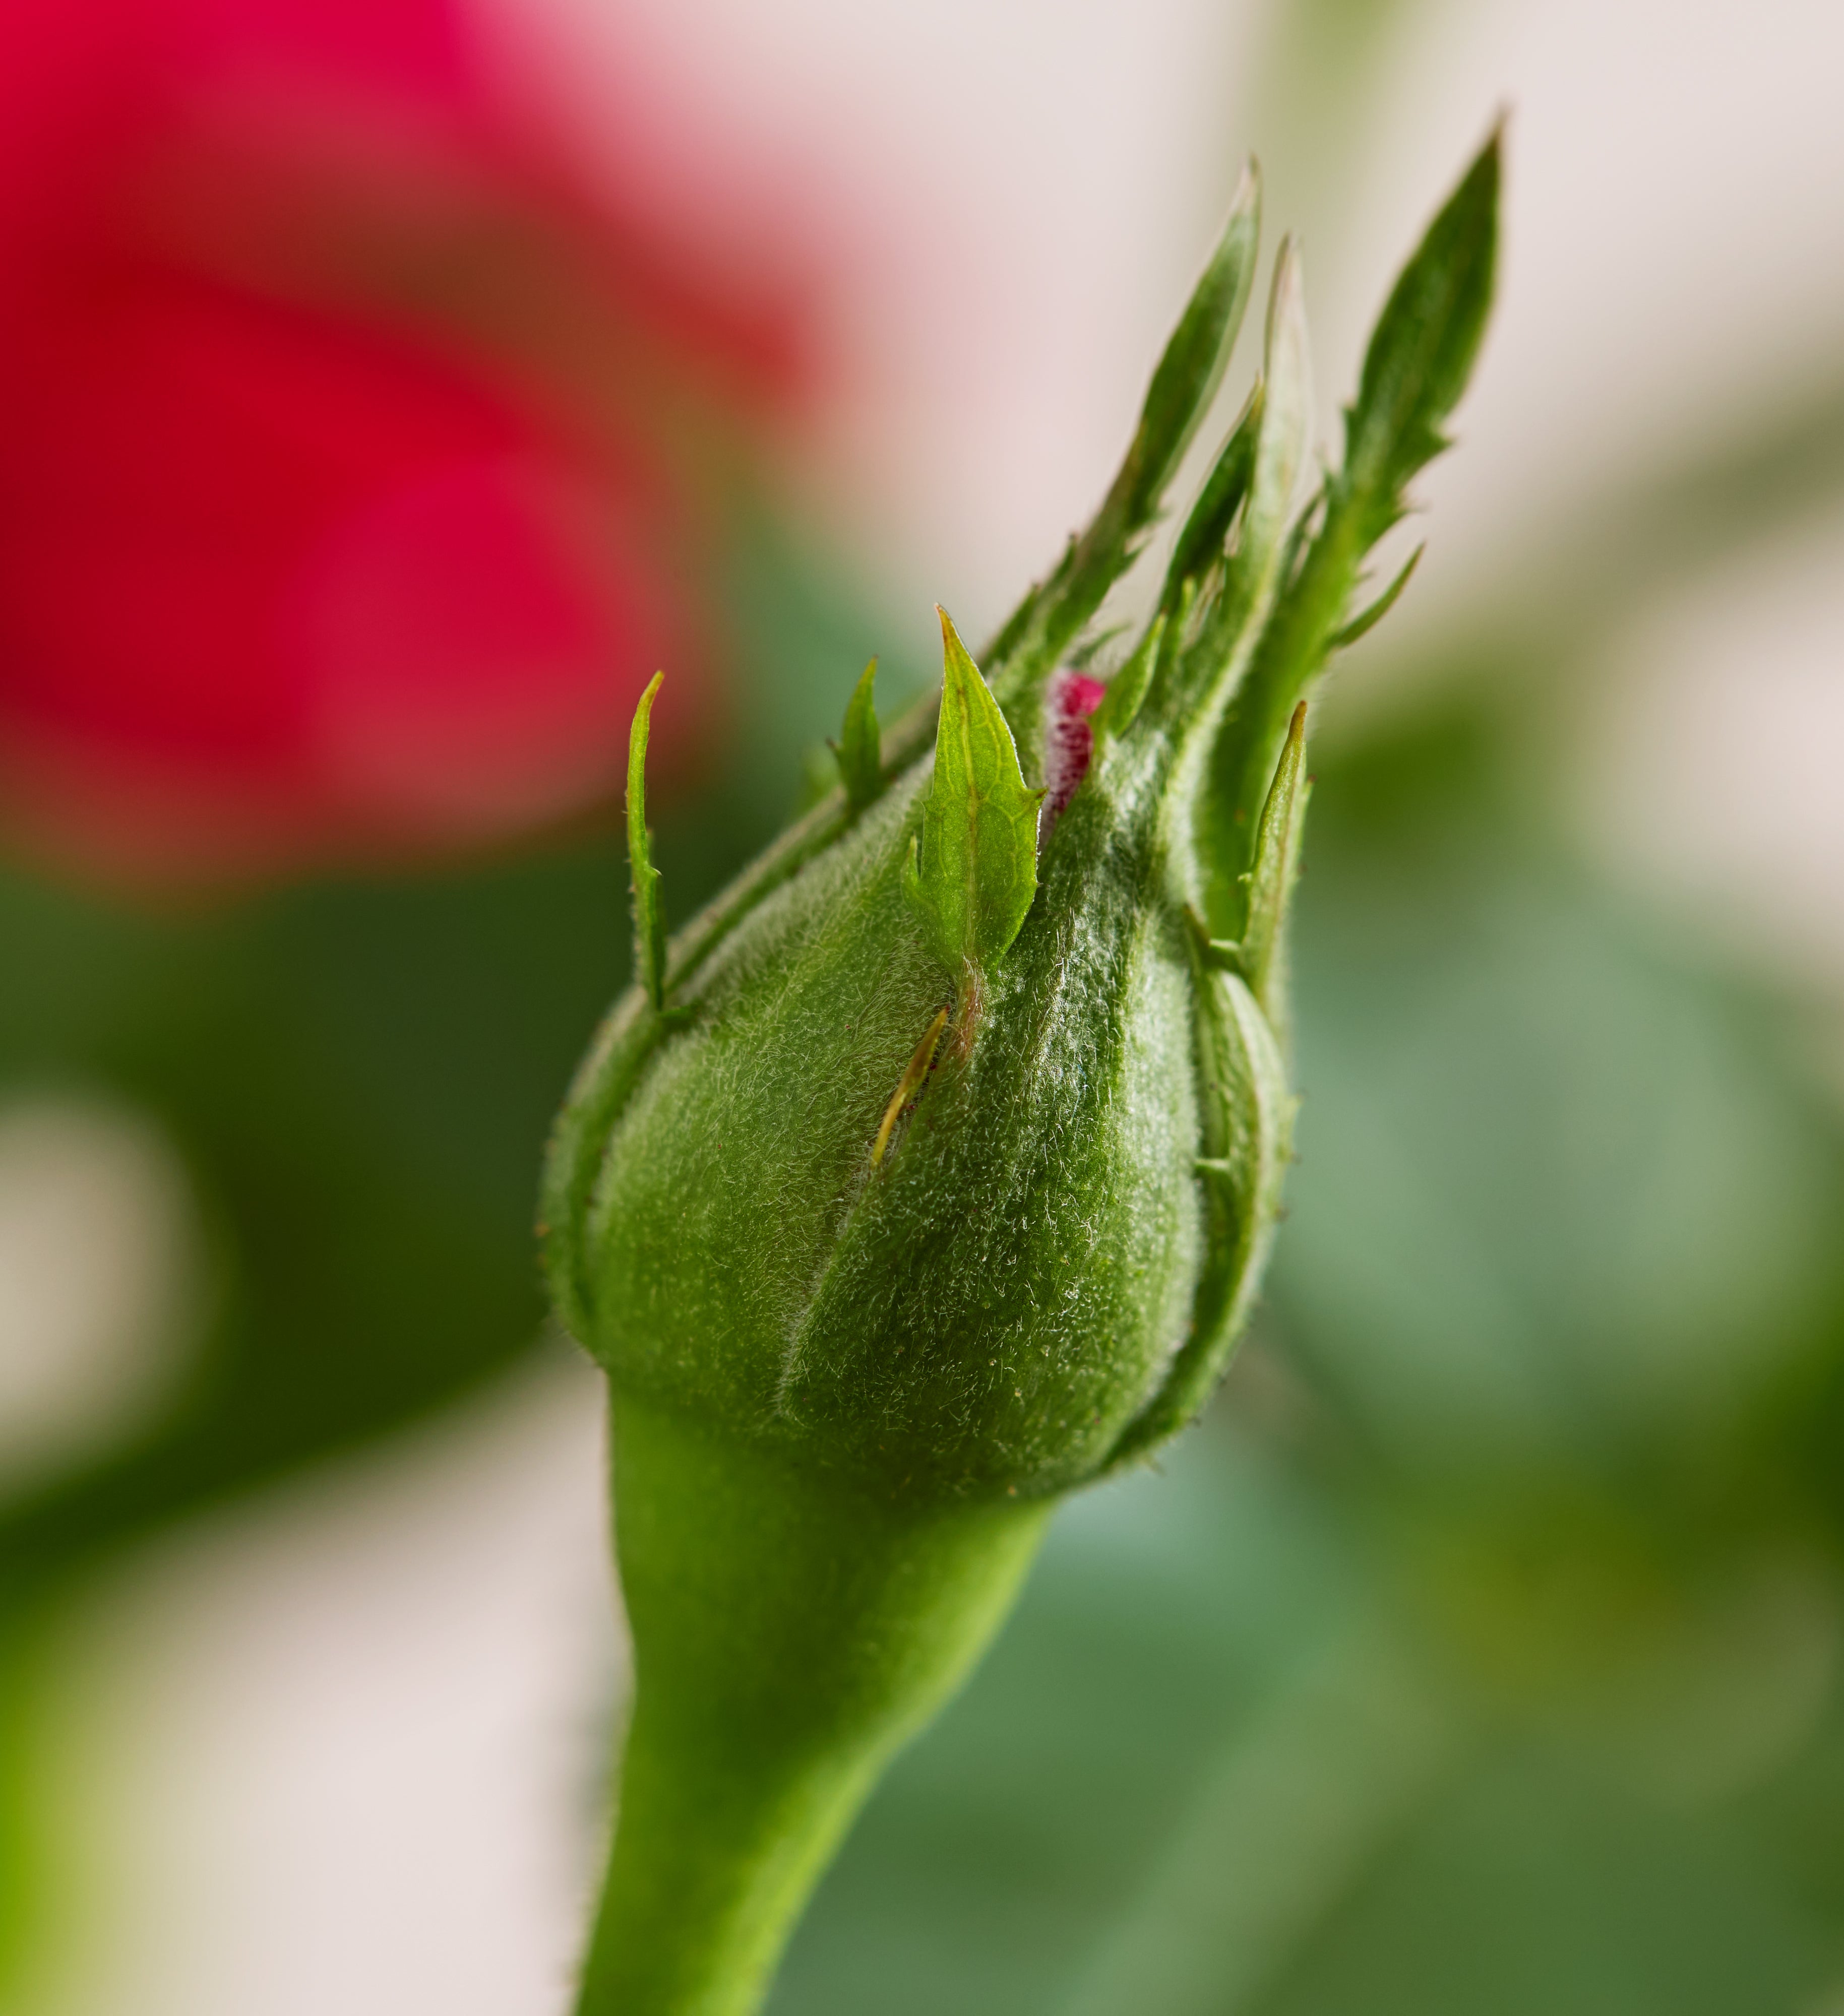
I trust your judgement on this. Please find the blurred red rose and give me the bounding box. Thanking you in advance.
[0,0,817,883]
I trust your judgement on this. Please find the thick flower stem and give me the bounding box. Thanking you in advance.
[577,1394,1051,2016]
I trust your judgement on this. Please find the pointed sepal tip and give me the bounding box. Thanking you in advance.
[834,657,884,812]
[905,609,1044,984]
[626,670,668,1011]
[1239,701,1311,1022]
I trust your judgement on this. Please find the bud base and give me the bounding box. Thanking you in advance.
[579,1392,1051,2015]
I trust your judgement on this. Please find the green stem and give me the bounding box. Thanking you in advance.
[578,1394,1050,2016]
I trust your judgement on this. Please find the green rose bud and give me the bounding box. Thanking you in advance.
[543,137,1498,2016]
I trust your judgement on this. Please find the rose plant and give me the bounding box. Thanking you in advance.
[543,135,1500,2015]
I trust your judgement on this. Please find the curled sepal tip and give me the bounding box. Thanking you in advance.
[626,671,667,1011]
[902,609,1043,985]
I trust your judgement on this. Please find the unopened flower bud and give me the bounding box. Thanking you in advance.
[543,135,1500,2016]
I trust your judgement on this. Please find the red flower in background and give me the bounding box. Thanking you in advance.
[0,0,817,883]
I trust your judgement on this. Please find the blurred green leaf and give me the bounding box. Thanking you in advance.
[770,1421,1359,2015]
[1278,711,1844,1479]
[0,848,622,1584]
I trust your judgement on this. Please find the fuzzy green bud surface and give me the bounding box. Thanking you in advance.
[542,137,1499,2016]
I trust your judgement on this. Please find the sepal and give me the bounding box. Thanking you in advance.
[1089,613,1165,745]
[1159,386,1261,615]
[1341,128,1500,541]
[626,672,668,1010]
[903,610,1044,984]
[1326,545,1424,652]
[1238,700,1311,1025]
[833,658,884,812]
[1199,141,1497,938]
[985,164,1263,731]
[1108,959,1295,1463]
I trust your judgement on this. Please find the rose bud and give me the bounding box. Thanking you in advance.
[543,137,1498,2016]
